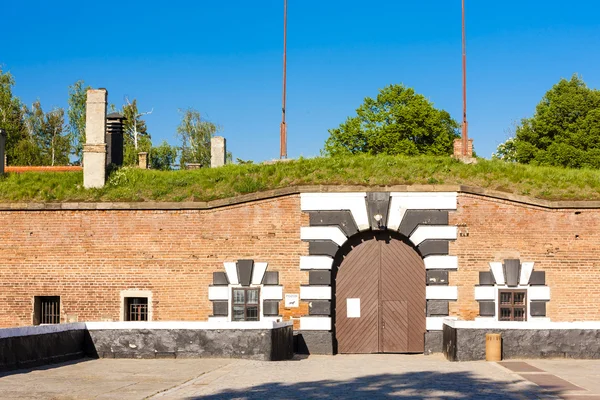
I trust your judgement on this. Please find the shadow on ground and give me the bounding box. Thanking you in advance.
[0,357,94,378]
[190,371,559,400]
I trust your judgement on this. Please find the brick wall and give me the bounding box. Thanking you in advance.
[449,194,600,321]
[0,195,309,328]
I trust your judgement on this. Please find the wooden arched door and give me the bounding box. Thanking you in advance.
[335,232,426,353]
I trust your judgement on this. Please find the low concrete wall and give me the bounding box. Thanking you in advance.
[0,323,87,371]
[86,321,293,361]
[443,320,600,361]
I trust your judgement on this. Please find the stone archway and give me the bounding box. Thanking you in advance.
[333,231,426,354]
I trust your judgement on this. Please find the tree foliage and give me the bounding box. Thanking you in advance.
[122,99,152,166]
[150,140,178,170]
[324,84,459,157]
[0,69,28,164]
[176,108,217,168]
[67,80,90,163]
[22,101,71,166]
[509,75,600,168]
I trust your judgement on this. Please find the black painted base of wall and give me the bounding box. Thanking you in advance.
[425,331,443,355]
[443,325,600,361]
[294,331,334,355]
[88,327,294,361]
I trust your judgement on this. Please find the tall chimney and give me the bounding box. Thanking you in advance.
[83,89,108,188]
[106,113,125,167]
[211,136,226,168]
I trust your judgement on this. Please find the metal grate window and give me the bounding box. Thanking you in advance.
[125,297,148,321]
[34,296,60,325]
[232,288,260,321]
[498,290,527,321]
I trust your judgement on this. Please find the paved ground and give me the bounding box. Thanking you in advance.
[1,355,599,399]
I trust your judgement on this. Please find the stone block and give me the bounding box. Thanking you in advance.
[479,271,495,285]
[237,259,254,287]
[427,270,448,285]
[529,271,546,285]
[425,331,443,354]
[479,301,495,317]
[294,331,333,355]
[504,259,521,287]
[212,272,229,286]
[83,150,107,189]
[212,301,228,316]
[309,270,331,285]
[427,300,449,316]
[263,300,279,316]
[211,136,226,168]
[262,271,279,285]
[308,300,331,315]
[530,301,546,317]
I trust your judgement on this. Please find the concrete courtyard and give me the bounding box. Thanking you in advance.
[1,354,599,400]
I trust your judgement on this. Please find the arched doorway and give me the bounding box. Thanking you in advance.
[334,231,426,354]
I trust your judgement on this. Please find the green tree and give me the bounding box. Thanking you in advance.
[492,137,517,162]
[176,108,217,168]
[150,141,178,170]
[22,101,71,165]
[122,98,152,166]
[67,80,90,163]
[510,74,600,168]
[324,84,459,157]
[0,69,27,165]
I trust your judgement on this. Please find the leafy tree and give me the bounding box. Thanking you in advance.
[0,69,27,164]
[22,101,71,165]
[150,141,178,170]
[492,137,517,162]
[509,75,600,168]
[122,98,152,166]
[324,84,459,157]
[67,80,90,163]
[176,108,218,168]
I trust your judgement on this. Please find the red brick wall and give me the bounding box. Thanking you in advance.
[450,194,600,321]
[0,195,309,328]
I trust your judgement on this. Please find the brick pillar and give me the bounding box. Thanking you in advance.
[138,152,148,169]
[83,89,108,188]
[453,138,476,163]
[0,128,6,175]
[211,136,226,168]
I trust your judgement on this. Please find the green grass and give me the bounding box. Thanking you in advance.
[1,155,600,202]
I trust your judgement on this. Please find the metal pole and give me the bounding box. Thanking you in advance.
[462,0,468,156]
[280,0,288,159]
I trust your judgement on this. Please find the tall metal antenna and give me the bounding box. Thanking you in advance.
[461,0,468,156]
[280,0,288,159]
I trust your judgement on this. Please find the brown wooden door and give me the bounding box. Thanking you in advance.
[335,233,425,354]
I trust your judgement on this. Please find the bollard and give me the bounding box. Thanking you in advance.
[486,333,502,361]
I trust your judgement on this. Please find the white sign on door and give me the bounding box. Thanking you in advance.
[347,298,360,318]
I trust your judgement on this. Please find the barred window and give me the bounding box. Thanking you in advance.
[34,296,60,325]
[125,297,148,321]
[498,290,527,321]
[232,288,260,321]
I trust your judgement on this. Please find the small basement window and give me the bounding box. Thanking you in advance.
[125,297,149,321]
[232,288,260,321]
[498,290,527,321]
[34,296,61,325]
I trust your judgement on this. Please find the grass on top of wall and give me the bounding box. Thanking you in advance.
[1,155,600,202]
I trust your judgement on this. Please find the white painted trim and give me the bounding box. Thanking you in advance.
[262,286,283,300]
[426,286,458,300]
[0,323,86,340]
[86,321,293,330]
[251,262,268,285]
[300,192,370,231]
[427,317,457,331]
[474,286,495,301]
[208,286,229,301]
[301,226,348,246]
[443,319,600,330]
[490,262,505,285]
[300,256,334,270]
[300,286,332,300]
[262,316,283,323]
[520,262,535,286]
[208,317,228,323]
[388,192,458,231]
[409,226,457,246]
[299,317,331,331]
[224,262,239,285]
[424,255,458,270]
[529,286,551,301]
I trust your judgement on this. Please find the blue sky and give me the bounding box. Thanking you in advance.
[3,0,600,161]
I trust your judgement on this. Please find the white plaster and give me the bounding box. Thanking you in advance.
[208,286,229,301]
[301,192,369,231]
[262,316,283,323]
[409,226,457,246]
[301,226,348,246]
[426,317,457,331]
[426,286,458,300]
[529,286,551,301]
[300,256,334,270]
[442,319,600,330]
[262,286,283,300]
[207,317,228,323]
[490,262,505,285]
[474,286,496,301]
[85,321,293,331]
[520,262,535,286]
[251,262,268,285]
[424,255,458,270]
[300,286,332,300]
[388,192,458,230]
[224,262,239,285]
[0,323,86,340]
[300,317,331,331]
